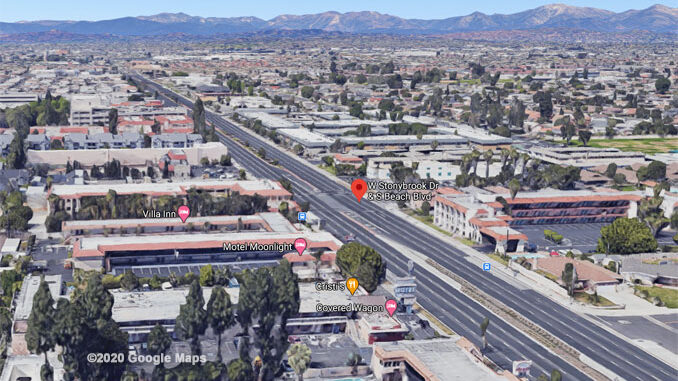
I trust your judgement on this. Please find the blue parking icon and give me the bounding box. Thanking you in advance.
[297,212,307,222]
[482,262,491,271]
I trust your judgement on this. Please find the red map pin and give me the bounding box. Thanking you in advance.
[177,205,190,223]
[351,179,367,202]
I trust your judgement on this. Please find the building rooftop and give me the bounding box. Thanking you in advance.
[73,231,341,258]
[50,179,291,199]
[374,338,505,381]
[14,275,62,322]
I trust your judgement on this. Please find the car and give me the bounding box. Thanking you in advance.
[344,234,356,242]
[287,335,301,343]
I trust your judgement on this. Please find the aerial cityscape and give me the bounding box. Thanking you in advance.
[0,1,676,380]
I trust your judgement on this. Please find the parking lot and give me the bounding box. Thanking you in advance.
[31,241,72,282]
[519,222,678,253]
[518,223,608,252]
[111,259,279,277]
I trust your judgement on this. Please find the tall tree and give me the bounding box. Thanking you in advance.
[174,280,207,356]
[206,286,234,362]
[578,129,592,146]
[147,324,172,369]
[508,178,521,200]
[108,108,118,135]
[479,317,490,351]
[7,134,26,169]
[237,261,299,381]
[483,150,494,179]
[193,98,206,135]
[26,278,56,381]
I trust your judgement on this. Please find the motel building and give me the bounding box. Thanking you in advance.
[49,179,293,217]
[434,188,641,253]
[71,231,341,272]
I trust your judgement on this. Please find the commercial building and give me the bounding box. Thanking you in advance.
[49,179,293,216]
[481,189,641,226]
[433,188,641,252]
[0,92,39,107]
[112,280,384,343]
[371,338,513,381]
[27,142,228,169]
[527,146,646,168]
[530,256,623,289]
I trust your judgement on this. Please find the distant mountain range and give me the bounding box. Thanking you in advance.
[1,4,676,36]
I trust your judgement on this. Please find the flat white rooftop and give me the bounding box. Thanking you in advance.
[376,339,504,381]
[51,179,287,198]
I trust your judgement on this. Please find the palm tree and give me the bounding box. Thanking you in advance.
[499,148,510,169]
[346,352,362,375]
[509,178,521,200]
[287,343,311,381]
[311,250,324,280]
[509,147,519,168]
[470,149,481,175]
[479,317,490,352]
[483,150,494,179]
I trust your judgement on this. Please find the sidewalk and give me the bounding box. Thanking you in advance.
[383,204,678,368]
[384,204,677,316]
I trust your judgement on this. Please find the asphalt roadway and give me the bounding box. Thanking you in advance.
[132,74,677,381]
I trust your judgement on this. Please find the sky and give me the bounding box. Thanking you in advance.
[0,1,668,22]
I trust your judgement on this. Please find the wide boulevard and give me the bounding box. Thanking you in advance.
[132,73,677,381]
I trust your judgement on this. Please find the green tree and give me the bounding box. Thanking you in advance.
[508,178,521,200]
[479,317,490,351]
[638,189,670,237]
[174,280,207,356]
[336,242,385,293]
[346,352,362,375]
[26,278,56,380]
[533,91,553,120]
[206,286,234,362]
[193,98,206,135]
[287,343,311,381]
[120,270,138,291]
[561,263,576,297]
[200,264,215,287]
[55,275,128,380]
[597,218,658,254]
[671,210,678,230]
[7,134,26,169]
[236,261,299,380]
[646,161,667,181]
[227,359,254,381]
[655,76,671,94]
[604,163,617,178]
[300,86,314,99]
[147,323,172,369]
[578,129,592,146]
[108,108,118,135]
[551,369,562,381]
[219,154,232,166]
